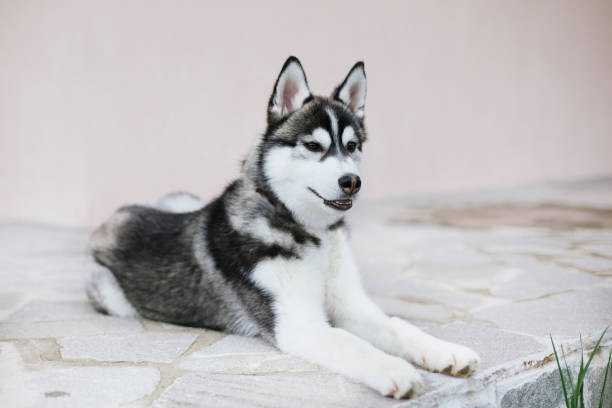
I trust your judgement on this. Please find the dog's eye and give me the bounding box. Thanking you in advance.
[304,142,323,153]
[346,141,357,153]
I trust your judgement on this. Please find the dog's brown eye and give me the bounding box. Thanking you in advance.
[304,142,323,153]
[346,141,357,153]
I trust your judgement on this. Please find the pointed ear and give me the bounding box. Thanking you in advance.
[267,56,312,125]
[332,61,367,119]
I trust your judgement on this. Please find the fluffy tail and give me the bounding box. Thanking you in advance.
[155,192,205,213]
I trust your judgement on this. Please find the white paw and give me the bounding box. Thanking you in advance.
[417,340,480,377]
[367,356,425,399]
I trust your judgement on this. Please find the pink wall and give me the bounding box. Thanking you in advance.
[1,1,611,227]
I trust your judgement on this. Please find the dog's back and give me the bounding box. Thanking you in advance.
[87,192,271,336]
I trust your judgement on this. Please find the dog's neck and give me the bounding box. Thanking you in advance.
[255,188,276,206]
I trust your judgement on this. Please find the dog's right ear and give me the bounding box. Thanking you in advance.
[267,56,312,125]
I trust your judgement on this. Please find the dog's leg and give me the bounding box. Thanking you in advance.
[326,230,480,376]
[252,257,424,399]
[86,262,138,318]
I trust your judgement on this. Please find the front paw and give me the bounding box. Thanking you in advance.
[417,341,480,377]
[369,357,425,399]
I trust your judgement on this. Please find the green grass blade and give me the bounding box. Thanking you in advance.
[552,334,571,408]
[598,347,612,408]
[583,328,608,378]
[580,363,585,408]
[576,328,609,408]
[562,344,575,392]
[574,334,584,408]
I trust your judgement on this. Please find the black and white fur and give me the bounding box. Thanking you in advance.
[87,57,480,399]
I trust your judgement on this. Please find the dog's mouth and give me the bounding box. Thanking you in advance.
[308,187,353,211]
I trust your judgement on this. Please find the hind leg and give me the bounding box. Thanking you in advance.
[86,263,138,318]
[156,192,204,213]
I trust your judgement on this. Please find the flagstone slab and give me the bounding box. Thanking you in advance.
[28,366,160,408]
[473,287,612,338]
[59,332,198,363]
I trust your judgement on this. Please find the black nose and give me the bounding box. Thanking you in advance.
[338,174,361,195]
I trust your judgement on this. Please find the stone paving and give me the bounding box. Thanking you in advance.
[1,179,611,407]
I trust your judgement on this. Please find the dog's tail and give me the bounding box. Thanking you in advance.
[155,192,205,213]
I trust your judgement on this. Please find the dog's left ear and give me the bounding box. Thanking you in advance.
[332,62,367,119]
[268,56,312,125]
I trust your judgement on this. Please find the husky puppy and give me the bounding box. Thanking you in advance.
[87,57,480,399]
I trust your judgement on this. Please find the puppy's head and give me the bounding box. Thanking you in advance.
[260,57,367,228]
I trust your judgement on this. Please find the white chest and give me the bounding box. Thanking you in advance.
[249,231,342,322]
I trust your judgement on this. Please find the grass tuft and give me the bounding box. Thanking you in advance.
[550,327,610,408]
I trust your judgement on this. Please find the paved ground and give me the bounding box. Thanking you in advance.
[1,179,611,407]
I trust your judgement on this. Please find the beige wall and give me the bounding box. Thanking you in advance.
[1,0,611,227]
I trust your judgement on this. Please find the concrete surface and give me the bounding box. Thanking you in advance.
[1,179,611,407]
